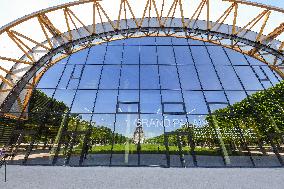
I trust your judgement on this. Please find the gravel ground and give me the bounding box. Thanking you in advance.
[0,166,284,189]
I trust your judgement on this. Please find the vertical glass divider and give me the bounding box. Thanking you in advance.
[211,115,231,166]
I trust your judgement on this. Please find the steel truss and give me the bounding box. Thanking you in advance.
[0,0,283,118]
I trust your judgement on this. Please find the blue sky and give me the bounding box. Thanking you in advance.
[250,0,284,8]
[35,37,282,136]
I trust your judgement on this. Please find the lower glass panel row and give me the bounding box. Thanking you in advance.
[4,113,283,167]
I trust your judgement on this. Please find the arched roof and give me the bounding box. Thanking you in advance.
[0,0,283,118]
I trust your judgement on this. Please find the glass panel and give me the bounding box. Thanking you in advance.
[172,37,189,45]
[205,91,227,102]
[23,112,66,165]
[188,39,205,45]
[190,46,209,65]
[141,90,161,114]
[178,65,201,90]
[105,46,122,64]
[123,45,139,64]
[163,115,190,167]
[99,65,120,89]
[253,66,268,80]
[159,66,180,89]
[140,65,159,89]
[225,48,249,65]
[140,46,156,64]
[211,115,254,167]
[194,115,227,167]
[94,90,117,113]
[207,46,231,65]
[226,91,247,105]
[117,103,139,113]
[79,65,102,89]
[71,90,97,113]
[57,65,74,89]
[83,114,115,166]
[120,65,139,89]
[163,103,185,114]
[37,64,65,89]
[156,37,172,45]
[183,91,208,114]
[139,37,156,45]
[158,46,175,65]
[111,114,139,166]
[215,65,243,90]
[140,114,166,166]
[162,90,182,102]
[118,90,139,102]
[174,46,193,65]
[53,89,75,108]
[205,91,229,112]
[87,45,107,64]
[245,55,264,66]
[197,65,222,90]
[235,66,263,90]
[262,66,281,85]
[68,48,89,65]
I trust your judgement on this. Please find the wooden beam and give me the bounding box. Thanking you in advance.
[188,0,206,27]
[38,16,53,49]
[256,11,271,41]
[0,56,33,65]
[7,31,35,62]
[64,8,73,41]
[66,8,92,34]
[10,30,51,50]
[236,10,268,36]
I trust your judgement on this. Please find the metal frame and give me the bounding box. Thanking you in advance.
[162,102,186,115]
[116,101,140,114]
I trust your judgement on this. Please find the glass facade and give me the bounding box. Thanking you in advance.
[1,37,283,167]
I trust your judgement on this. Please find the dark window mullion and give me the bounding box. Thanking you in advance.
[204,43,256,166]
[110,42,125,165]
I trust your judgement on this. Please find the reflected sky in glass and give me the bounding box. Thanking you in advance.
[35,37,282,137]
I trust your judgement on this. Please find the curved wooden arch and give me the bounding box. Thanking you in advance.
[0,0,283,118]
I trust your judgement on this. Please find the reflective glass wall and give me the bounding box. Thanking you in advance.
[1,37,283,167]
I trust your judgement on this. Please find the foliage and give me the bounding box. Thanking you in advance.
[209,81,284,143]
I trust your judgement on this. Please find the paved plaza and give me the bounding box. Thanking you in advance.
[1,166,284,189]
